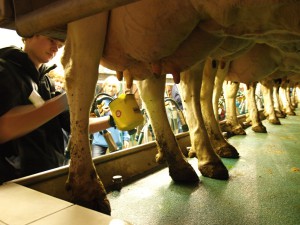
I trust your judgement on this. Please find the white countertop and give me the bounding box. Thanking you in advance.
[0,183,131,225]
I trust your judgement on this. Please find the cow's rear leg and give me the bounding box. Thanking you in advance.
[273,83,287,118]
[137,75,199,183]
[246,82,267,133]
[223,81,247,135]
[180,59,229,180]
[62,13,111,214]
[261,80,281,125]
[202,61,239,158]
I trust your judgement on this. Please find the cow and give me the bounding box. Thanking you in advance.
[220,41,300,128]
[58,0,300,215]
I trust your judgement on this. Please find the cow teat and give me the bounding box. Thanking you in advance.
[116,71,123,81]
[172,71,180,84]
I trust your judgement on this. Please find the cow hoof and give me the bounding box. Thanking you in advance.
[73,195,111,215]
[96,197,111,216]
[252,124,267,133]
[169,163,199,183]
[215,145,239,158]
[286,111,296,116]
[199,162,229,180]
[268,118,281,125]
[232,127,246,135]
[275,111,286,118]
[188,149,197,158]
[155,152,166,164]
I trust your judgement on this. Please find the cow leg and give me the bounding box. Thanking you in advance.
[286,82,296,112]
[272,81,286,118]
[61,13,111,214]
[223,81,246,135]
[137,75,199,183]
[296,85,300,104]
[212,61,228,119]
[180,59,229,180]
[202,61,239,158]
[280,81,296,116]
[261,79,281,125]
[290,84,298,108]
[246,82,267,133]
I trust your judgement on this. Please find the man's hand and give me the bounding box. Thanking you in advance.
[95,102,110,117]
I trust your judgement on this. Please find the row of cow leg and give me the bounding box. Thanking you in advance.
[219,80,267,134]
[213,61,257,136]
[213,61,268,135]
[136,58,246,181]
[234,78,297,133]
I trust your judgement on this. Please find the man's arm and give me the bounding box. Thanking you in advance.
[0,92,114,144]
[0,93,68,144]
[89,116,111,134]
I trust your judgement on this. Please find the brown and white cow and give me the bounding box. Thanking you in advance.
[59,1,300,214]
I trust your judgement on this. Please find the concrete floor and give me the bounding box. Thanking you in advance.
[108,109,300,225]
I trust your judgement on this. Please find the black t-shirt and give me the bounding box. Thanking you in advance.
[0,46,70,183]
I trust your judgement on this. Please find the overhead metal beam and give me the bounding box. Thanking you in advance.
[14,0,141,38]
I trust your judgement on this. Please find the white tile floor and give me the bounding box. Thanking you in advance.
[0,183,131,225]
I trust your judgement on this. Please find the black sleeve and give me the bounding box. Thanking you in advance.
[58,110,71,133]
[0,60,32,116]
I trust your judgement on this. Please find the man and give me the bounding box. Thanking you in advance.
[0,35,113,183]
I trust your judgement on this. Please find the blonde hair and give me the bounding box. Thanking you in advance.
[102,75,120,93]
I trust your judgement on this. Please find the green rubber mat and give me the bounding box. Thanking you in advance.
[108,108,300,225]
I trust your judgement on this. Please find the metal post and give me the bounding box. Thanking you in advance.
[14,0,141,37]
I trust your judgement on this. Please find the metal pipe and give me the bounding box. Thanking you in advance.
[164,97,189,132]
[14,0,141,37]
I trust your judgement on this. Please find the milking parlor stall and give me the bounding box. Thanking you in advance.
[1,1,300,225]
